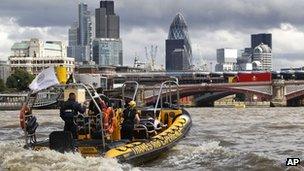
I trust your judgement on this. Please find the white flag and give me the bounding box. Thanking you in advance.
[29,67,59,92]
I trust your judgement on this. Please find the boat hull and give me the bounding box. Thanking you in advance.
[105,110,192,164]
[31,109,192,165]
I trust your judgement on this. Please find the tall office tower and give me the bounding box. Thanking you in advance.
[165,13,192,71]
[68,22,79,47]
[93,0,122,66]
[95,0,119,38]
[67,2,92,63]
[79,3,90,45]
[251,33,272,49]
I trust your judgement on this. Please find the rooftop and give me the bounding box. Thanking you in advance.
[11,42,29,50]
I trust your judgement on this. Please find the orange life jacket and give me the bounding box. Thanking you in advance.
[103,107,115,134]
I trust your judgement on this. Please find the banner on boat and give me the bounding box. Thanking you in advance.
[29,67,59,92]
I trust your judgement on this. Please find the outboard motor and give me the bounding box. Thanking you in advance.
[26,116,39,135]
[25,116,39,144]
[49,131,75,153]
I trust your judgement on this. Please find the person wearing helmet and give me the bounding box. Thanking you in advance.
[121,100,140,140]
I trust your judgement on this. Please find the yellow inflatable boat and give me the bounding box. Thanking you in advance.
[20,80,192,165]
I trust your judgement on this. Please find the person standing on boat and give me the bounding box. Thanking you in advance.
[121,100,140,140]
[60,92,85,139]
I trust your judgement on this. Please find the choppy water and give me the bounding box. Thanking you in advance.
[1,108,304,171]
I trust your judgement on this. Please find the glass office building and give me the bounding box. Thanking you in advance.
[166,13,192,71]
[93,38,122,66]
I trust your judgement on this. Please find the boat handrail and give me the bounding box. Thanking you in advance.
[153,80,180,117]
[75,83,106,150]
[122,81,139,101]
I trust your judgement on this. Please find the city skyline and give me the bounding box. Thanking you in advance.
[1,0,304,70]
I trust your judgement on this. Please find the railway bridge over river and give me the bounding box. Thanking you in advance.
[106,80,304,107]
[2,79,304,109]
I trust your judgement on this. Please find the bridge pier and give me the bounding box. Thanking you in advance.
[271,80,287,107]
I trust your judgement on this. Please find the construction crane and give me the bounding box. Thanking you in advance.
[145,45,158,71]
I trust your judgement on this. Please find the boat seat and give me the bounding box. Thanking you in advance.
[90,114,104,139]
[90,114,102,131]
[139,118,165,131]
[75,114,90,135]
[133,124,149,139]
[139,120,156,133]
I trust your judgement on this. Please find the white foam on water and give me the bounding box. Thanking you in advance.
[0,141,140,171]
[165,141,234,168]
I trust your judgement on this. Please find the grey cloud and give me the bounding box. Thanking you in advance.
[118,0,304,32]
[1,0,304,69]
[1,0,304,31]
[0,0,83,27]
[273,53,304,61]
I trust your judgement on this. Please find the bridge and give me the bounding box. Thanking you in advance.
[106,80,304,107]
[2,79,303,109]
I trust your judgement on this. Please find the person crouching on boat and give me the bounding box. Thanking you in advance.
[121,100,140,140]
[60,92,85,139]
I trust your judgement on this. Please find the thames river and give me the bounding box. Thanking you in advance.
[1,108,304,170]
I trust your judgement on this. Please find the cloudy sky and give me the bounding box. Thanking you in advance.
[1,0,304,70]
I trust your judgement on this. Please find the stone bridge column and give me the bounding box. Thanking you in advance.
[271,79,286,107]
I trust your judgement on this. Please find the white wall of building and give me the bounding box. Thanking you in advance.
[9,38,75,75]
[216,48,237,71]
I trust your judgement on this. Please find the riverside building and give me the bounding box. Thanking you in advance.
[9,38,75,75]
[215,48,237,71]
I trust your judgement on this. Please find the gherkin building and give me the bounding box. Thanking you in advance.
[166,13,192,71]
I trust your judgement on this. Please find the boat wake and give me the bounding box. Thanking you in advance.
[150,141,232,170]
[143,140,288,170]
[0,141,139,171]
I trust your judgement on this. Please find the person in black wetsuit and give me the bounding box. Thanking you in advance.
[121,100,140,140]
[60,92,85,139]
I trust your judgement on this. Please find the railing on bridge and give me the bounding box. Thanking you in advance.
[0,92,61,110]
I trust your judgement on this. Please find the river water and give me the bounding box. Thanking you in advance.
[1,108,304,171]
